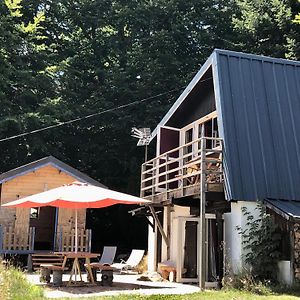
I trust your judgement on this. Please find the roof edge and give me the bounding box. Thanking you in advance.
[0,156,107,188]
[150,51,216,141]
[214,48,300,66]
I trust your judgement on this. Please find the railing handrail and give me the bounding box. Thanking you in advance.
[142,137,222,166]
[0,226,35,251]
[140,136,224,201]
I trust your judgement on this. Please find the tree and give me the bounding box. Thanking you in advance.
[233,0,299,59]
[294,0,300,24]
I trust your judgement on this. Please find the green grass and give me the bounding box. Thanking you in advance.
[0,263,44,300]
[55,290,300,300]
[1,263,300,300]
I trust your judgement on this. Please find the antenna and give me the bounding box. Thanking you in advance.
[131,127,151,161]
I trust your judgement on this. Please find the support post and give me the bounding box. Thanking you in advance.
[199,137,207,289]
[0,225,3,252]
[167,205,171,260]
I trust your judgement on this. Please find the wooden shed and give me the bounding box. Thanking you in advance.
[0,156,105,253]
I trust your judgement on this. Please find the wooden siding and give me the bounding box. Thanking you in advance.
[0,165,86,244]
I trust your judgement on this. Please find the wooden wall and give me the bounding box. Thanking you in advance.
[0,165,86,238]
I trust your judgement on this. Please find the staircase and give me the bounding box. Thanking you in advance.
[32,253,64,270]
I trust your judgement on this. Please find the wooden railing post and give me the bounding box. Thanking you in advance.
[0,225,3,252]
[29,227,35,251]
[58,227,63,252]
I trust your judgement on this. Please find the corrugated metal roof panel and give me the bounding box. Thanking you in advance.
[215,50,300,201]
[265,198,300,219]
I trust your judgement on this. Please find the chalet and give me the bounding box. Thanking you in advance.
[141,49,300,287]
[0,156,105,255]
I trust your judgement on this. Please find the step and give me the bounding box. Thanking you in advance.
[32,253,64,271]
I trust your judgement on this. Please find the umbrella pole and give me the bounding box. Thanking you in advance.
[75,209,78,283]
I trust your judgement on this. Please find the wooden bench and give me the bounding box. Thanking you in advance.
[40,264,68,286]
[85,263,115,286]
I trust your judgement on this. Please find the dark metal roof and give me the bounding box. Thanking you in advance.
[265,198,300,220]
[214,50,300,201]
[152,49,300,201]
[0,156,106,188]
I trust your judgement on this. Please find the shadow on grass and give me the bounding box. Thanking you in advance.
[270,284,300,297]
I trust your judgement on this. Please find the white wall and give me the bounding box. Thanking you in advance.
[169,206,190,264]
[159,205,190,264]
[224,201,259,274]
[147,216,157,272]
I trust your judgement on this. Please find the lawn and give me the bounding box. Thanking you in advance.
[1,263,300,300]
[57,291,300,300]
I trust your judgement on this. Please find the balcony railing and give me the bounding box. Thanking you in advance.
[0,226,35,253]
[55,228,92,252]
[140,137,223,202]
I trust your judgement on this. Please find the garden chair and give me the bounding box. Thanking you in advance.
[111,249,145,273]
[89,246,117,266]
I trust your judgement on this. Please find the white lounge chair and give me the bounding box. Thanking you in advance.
[111,249,145,273]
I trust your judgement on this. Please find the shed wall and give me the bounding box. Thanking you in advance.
[0,165,86,236]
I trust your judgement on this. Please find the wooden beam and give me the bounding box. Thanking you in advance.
[149,206,169,247]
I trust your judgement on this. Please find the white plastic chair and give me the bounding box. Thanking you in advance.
[111,249,145,273]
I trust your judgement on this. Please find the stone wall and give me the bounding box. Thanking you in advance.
[293,223,300,281]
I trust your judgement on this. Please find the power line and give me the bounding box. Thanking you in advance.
[0,77,212,143]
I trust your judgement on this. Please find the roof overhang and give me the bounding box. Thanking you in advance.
[149,51,216,142]
[264,198,300,221]
[0,156,106,188]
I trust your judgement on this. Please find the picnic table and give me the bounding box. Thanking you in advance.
[54,252,100,286]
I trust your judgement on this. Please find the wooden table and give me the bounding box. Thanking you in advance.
[55,252,100,286]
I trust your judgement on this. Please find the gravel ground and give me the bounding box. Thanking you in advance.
[26,272,200,298]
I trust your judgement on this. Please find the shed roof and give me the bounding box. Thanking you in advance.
[265,198,300,220]
[0,156,106,188]
[152,49,300,201]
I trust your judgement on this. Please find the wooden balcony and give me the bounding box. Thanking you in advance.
[140,137,224,204]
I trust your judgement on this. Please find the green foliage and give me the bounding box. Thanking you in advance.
[0,0,298,197]
[0,262,44,300]
[294,1,300,24]
[223,267,274,294]
[233,0,299,59]
[237,203,281,282]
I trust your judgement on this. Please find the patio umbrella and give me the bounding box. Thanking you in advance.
[2,181,150,252]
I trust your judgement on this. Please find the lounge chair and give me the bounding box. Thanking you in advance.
[91,246,117,266]
[87,246,117,282]
[111,249,145,273]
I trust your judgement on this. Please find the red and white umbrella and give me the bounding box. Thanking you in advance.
[3,181,150,252]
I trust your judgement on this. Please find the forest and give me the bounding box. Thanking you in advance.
[0,0,299,194]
